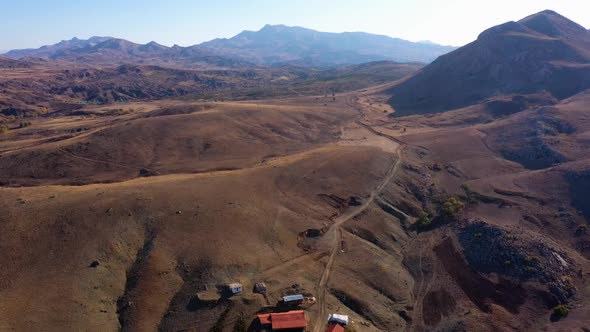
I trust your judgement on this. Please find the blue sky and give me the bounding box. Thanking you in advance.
[1,0,589,51]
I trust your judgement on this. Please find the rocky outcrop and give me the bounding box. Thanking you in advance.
[459,219,576,303]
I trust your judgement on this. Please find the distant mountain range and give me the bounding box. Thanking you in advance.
[198,24,456,65]
[2,37,250,69]
[387,10,590,116]
[2,25,456,67]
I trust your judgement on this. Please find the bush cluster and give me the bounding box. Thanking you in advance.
[415,211,432,229]
[552,304,570,320]
[441,196,465,218]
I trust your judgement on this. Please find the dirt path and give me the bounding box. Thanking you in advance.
[57,146,140,170]
[311,94,408,332]
[260,251,326,276]
[404,237,432,331]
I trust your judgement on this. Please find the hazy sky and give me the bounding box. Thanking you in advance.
[1,0,589,51]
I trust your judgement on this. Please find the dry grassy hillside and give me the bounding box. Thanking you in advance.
[1,85,589,332]
[0,101,354,186]
[1,10,590,332]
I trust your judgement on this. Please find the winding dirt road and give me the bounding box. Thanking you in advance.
[311,94,408,332]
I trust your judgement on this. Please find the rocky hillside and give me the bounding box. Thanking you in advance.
[387,10,590,116]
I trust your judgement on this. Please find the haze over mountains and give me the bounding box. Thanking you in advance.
[199,24,455,65]
[388,10,590,115]
[2,25,455,67]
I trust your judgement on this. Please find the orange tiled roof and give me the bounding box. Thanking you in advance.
[270,310,307,330]
[327,323,345,332]
[258,313,271,325]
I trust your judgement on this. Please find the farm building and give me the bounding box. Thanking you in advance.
[328,313,348,325]
[228,282,243,294]
[326,323,345,332]
[255,282,267,294]
[282,294,304,305]
[257,310,307,331]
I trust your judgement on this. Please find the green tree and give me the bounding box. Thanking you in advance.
[416,211,431,229]
[551,304,570,320]
[441,196,464,218]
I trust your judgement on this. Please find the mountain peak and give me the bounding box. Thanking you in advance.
[258,24,295,34]
[477,21,532,40]
[538,9,560,16]
[261,24,287,30]
[519,9,587,39]
[387,10,590,116]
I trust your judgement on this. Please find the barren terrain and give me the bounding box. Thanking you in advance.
[1,8,589,332]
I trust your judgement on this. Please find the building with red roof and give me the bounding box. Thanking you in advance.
[257,313,272,326]
[326,323,345,332]
[257,310,307,331]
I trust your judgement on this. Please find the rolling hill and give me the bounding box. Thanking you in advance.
[0,61,421,117]
[0,56,28,69]
[387,10,590,116]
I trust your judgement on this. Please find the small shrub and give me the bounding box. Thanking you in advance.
[460,184,480,205]
[0,126,9,134]
[232,315,247,332]
[415,211,431,230]
[575,224,587,236]
[524,256,540,263]
[430,162,444,171]
[551,304,570,320]
[441,196,465,218]
[560,275,576,291]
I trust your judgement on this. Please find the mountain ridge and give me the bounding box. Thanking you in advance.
[2,25,456,67]
[198,24,456,65]
[387,9,590,116]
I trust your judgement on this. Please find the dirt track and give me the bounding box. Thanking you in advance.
[311,94,407,332]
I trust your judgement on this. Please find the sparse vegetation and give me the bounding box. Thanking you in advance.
[415,211,432,229]
[430,162,444,171]
[232,315,247,332]
[575,224,587,236]
[560,275,576,293]
[551,304,570,320]
[524,255,540,263]
[460,184,480,205]
[19,121,32,128]
[441,196,465,218]
[0,125,9,134]
[209,304,232,332]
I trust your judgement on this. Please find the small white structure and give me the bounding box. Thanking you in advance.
[228,283,243,294]
[328,313,349,325]
[282,294,304,303]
